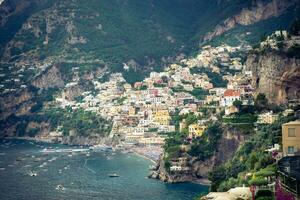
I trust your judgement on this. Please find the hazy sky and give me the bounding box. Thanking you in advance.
[0,0,4,5]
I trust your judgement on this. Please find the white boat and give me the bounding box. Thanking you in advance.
[108,173,120,177]
[56,184,65,191]
[28,171,37,176]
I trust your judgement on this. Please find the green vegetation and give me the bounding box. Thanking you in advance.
[190,67,228,87]
[189,88,209,100]
[188,123,223,160]
[0,105,112,138]
[209,114,297,191]
[116,97,127,105]
[254,93,269,112]
[163,117,223,172]
[255,190,275,200]
[287,44,300,59]
[3,0,290,83]
[290,19,300,36]
[45,107,112,137]
[209,7,300,47]
[171,85,185,93]
[153,83,167,88]
[222,113,257,124]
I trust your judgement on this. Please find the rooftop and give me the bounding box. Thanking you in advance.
[282,120,300,126]
[224,89,240,97]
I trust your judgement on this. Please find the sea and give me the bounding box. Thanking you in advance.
[0,139,208,200]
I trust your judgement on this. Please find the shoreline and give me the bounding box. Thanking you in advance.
[192,178,211,186]
[132,151,157,164]
[3,136,158,164]
[2,136,211,186]
[3,136,56,144]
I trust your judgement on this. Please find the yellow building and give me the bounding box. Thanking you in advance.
[257,112,279,124]
[282,121,300,156]
[188,124,206,138]
[153,110,171,126]
[128,106,136,116]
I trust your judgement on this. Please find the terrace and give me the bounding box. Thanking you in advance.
[277,156,300,199]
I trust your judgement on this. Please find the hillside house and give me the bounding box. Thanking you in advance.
[282,121,300,156]
[188,124,206,138]
[257,112,279,124]
[220,89,241,107]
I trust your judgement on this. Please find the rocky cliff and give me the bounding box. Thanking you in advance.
[245,48,300,105]
[204,0,298,42]
[32,65,64,89]
[150,126,246,183]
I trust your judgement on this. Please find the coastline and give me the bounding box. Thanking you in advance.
[2,136,211,187]
[132,150,157,164]
[192,178,211,186]
[3,136,158,163]
[3,136,56,144]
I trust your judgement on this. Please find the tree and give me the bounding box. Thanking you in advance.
[290,19,300,35]
[255,93,268,111]
[185,113,198,125]
[233,99,243,110]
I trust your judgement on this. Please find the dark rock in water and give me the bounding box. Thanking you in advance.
[148,171,159,179]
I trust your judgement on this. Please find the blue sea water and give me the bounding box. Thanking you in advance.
[0,139,208,200]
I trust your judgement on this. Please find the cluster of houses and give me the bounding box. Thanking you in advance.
[53,44,258,148]
[181,44,251,71]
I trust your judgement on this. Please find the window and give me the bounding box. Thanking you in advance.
[288,146,294,154]
[288,128,296,137]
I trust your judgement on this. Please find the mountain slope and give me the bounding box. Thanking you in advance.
[1,0,298,85]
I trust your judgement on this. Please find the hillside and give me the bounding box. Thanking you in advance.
[0,0,299,85]
[0,0,299,140]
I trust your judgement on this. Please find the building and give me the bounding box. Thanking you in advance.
[153,110,171,126]
[257,112,279,124]
[220,89,241,107]
[128,106,136,115]
[188,124,206,138]
[277,156,300,200]
[282,121,300,156]
[225,105,239,115]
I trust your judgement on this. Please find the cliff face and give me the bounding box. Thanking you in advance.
[0,89,33,120]
[151,126,246,183]
[0,0,31,26]
[204,0,298,42]
[0,64,64,126]
[32,65,64,89]
[245,52,300,104]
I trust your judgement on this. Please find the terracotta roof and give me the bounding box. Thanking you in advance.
[224,89,240,97]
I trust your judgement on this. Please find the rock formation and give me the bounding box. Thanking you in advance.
[150,126,246,183]
[245,51,300,104]
[204,0,298,42]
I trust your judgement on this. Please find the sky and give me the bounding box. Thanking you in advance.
[0,0,3,6]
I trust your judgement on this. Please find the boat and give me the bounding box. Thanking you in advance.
[108,173,120,177]
[28,170,37,177]
[55,184,65,191]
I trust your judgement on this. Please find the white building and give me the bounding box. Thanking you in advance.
[220,89,241,107]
